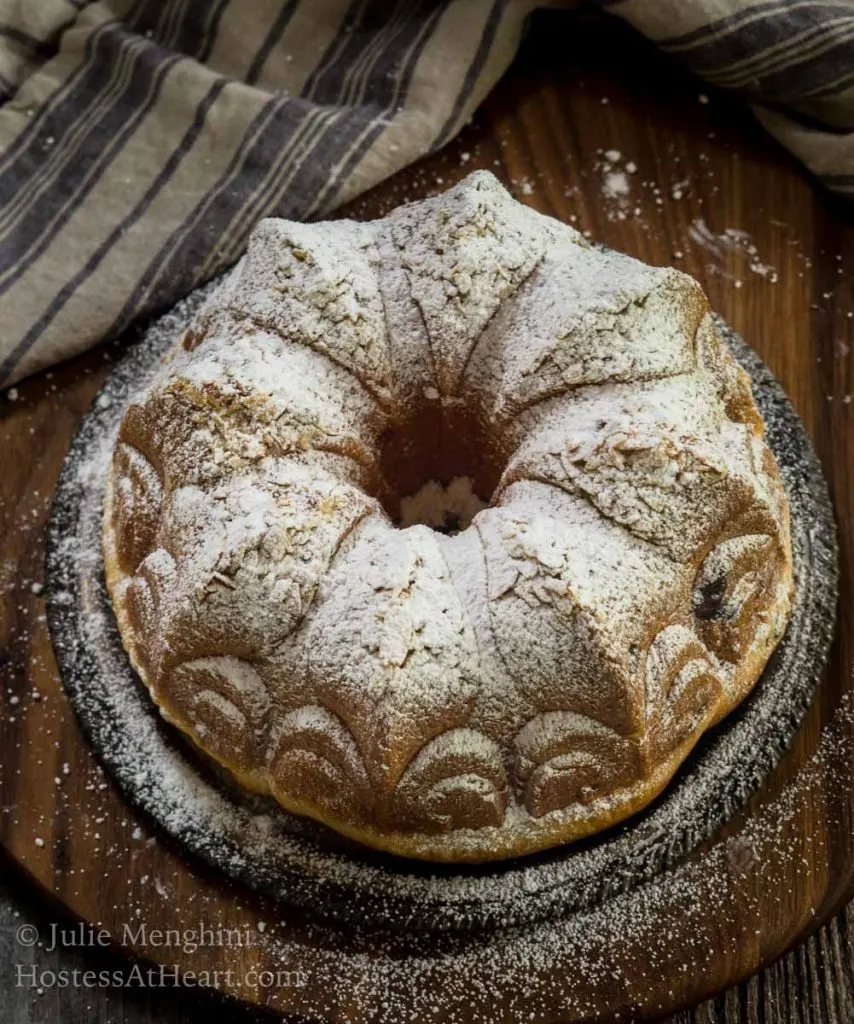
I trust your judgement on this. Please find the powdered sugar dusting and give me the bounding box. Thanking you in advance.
[101,174,795,862]
[689,217,780,284]
[45,276,836,936]
[399,477,487,532]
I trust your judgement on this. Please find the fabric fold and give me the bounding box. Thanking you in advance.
[0,0,851,386]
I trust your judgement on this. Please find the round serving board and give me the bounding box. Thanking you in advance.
[1,11,853,1022]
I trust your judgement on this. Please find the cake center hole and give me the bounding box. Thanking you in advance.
[397,477,488,534]
[374,397,504,531]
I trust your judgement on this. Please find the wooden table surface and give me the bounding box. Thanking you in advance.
[1,9,853,1022]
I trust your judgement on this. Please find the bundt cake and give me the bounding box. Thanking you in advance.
[103,171,793,862]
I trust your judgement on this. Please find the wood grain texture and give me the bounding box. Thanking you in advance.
[3,874,854,1024]
[0,9,853,1022]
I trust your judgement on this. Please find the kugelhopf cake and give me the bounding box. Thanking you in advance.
[103,171,793,862]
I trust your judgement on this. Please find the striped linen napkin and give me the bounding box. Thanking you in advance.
[0,0,852,387]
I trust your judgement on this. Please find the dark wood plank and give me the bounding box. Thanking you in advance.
[0,9,852,1022]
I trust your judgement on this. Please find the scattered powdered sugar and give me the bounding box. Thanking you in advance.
[600,156,634,222]
[689,218,780,284]
[399,477,487,532]
[596,150,647,223]
[257,691,854,1022]
[602,169,630,200]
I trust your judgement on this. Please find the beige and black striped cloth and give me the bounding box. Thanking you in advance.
[0,0,852,387]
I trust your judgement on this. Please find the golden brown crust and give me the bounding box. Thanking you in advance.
[104,460,793,863]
